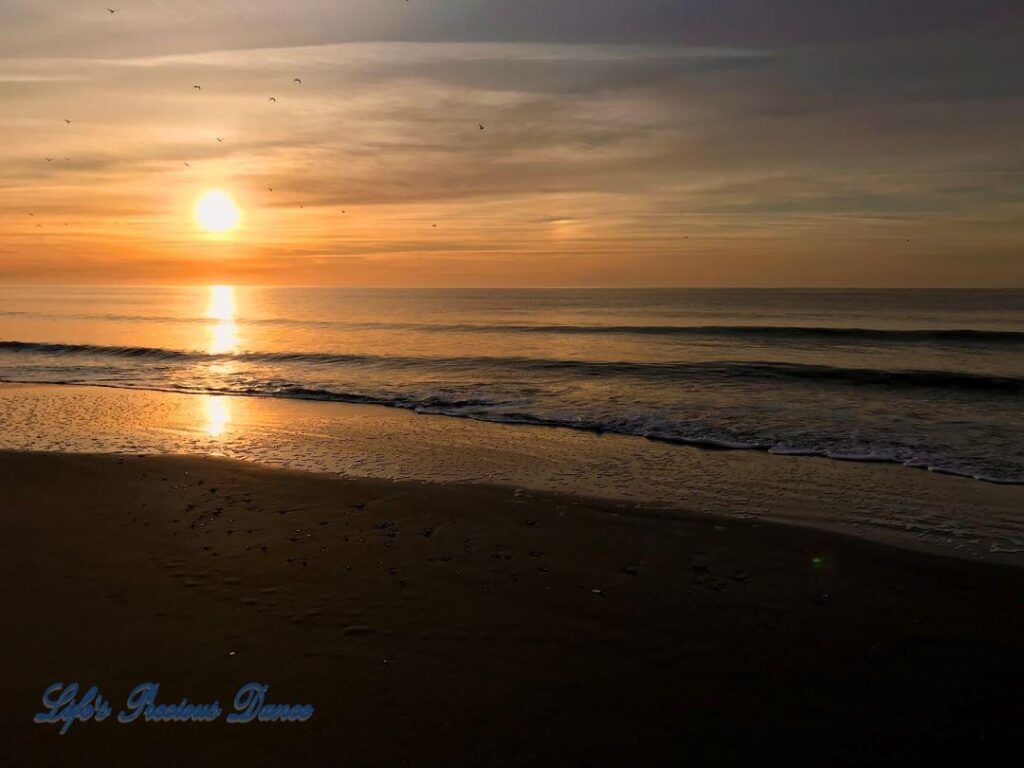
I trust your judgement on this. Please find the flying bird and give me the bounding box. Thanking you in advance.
[183,161,191,167]
[479,124,485,130]
[45,157,53,162]
[193,85,202,91]
[268,97,277,102]
[293,78,302,84]
[107,8,119,14]
[216,137,224,142]
[63,118,72,125]
[267,187,273,192]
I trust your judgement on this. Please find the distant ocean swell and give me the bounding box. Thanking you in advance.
[0,314,1022,344]
[2,340,1023,394]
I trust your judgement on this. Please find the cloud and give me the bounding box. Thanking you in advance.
[2,1,1020,58]
[0,5,1022,285]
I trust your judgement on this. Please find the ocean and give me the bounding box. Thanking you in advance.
[1,286,1022,484]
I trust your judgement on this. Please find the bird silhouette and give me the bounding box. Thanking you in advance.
[193,85,202,91]
[45,157,53,162]
[107,8,119,14]
[216,138,224,143]
[268,97,277,102]
[293,78,302,84]
[267,187,273,192]
[63,118,72,125]
[479,124,485,130]
[183,162,191,167]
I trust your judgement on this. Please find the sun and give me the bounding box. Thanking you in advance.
[194,190,242,233]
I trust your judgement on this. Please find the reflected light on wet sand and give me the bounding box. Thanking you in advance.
[205,285,239,354]
[203,395,231,437]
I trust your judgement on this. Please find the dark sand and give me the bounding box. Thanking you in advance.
[2,451,1022,766]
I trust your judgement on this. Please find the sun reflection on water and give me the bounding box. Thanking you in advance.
[206,285,236,320]
[200,286,238,438]
[205,285,239,354]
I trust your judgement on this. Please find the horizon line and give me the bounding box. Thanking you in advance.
[1,284,1022,292]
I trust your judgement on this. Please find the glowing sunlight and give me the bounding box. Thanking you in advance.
[205,285,239,354]
[202,395,231,437]
[193,190,242,234]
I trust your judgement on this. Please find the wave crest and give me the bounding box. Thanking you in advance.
[2,340,1022,394]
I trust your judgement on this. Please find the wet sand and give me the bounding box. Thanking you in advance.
[3,383,1024,562]
[2,450,1022,766]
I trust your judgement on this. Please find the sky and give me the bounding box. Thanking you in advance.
[0,1,1021,287]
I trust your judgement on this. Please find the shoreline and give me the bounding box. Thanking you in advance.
[2,374,1021,488]
[3,450,1023,765]
[2,382,1023,564]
